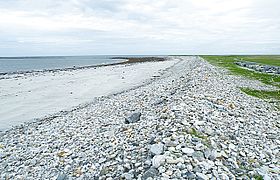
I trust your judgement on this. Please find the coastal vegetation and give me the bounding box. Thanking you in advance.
[202,55,280,104]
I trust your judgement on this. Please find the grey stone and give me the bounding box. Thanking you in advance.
[125,112,141,124]
[192,151,205,161]
[56,173,68,180]
[184,172,196,179]
[204,149,217,160]
[142,167,158,180]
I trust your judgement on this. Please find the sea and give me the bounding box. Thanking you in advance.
[0,55,135,74]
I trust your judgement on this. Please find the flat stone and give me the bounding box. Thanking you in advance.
[182,147,194,155]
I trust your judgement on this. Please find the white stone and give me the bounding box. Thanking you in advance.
[150,143,164,155]
[182,147,194,155]
[152,155,166,168]
[196,172,209,180]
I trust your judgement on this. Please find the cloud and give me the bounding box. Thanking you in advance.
[0,0,279,55]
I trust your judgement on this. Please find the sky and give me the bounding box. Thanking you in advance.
[0,0,279,56]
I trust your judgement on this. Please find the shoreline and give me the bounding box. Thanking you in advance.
[0,59,181,133]
[0,57,178,131]
[0,57,167,78]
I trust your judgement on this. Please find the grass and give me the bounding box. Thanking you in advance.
[188,128,211,147]
[201,55,280,102]
[189,128,208,139]
[241,88,280,101]
[253,175,264,180]
[240,55,280,66]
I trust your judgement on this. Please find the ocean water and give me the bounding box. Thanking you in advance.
[0,55,128,73]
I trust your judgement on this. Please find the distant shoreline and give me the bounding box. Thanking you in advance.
[0,56,167,78]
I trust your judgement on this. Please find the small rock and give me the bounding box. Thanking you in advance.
[158,166,166,173]
[98,158,106,163]
[165,170,173,176]
[228,143,236,150]
[165,141,177,147]
[150,143,164,155]
[204,149,217,160]
[125,112,141,124]
[56,173,68,180]
[196,172,209,180]
[184,172,196,179]
[219,173,229,180]
[182,147,194,155]
[239,151,246,157]
[192,151,204,161]
[122,173,133,180]
[166,157,184,164]
[142,167,158,180]
[152,155,166,168]
[168,146,176,152]
[144,159,152,166]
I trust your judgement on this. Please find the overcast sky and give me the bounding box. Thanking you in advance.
[0,0,279,56]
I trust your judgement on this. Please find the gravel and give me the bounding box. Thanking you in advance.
[0,56,279,179]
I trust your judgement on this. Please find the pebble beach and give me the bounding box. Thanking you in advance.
[0,56,279,179]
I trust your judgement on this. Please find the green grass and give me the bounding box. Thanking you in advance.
[253,175,264,180]
[239,55,280,66]
[201,55,280,102]
[241,88,280,101]
[189,128,211,147]
[189,128,208,139]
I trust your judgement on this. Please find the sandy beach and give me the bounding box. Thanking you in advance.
[0,57,178,131]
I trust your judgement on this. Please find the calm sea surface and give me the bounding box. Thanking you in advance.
[0,55,130,73]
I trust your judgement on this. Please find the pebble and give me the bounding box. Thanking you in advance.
[142,167,158,180]
[196,172,209,180]
[219,173,229,180]
[165,170,173,176]
[122,173,133,180]
[56,173,68,180]
[150,143,164,155]
[192,151,205,161]
[182,147,194,155]
[152,155,166,168]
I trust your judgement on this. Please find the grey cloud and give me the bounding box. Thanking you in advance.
[0,0,279,55]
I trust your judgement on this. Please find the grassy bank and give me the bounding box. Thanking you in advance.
[239,55,280,66]
[201,55,280,102]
